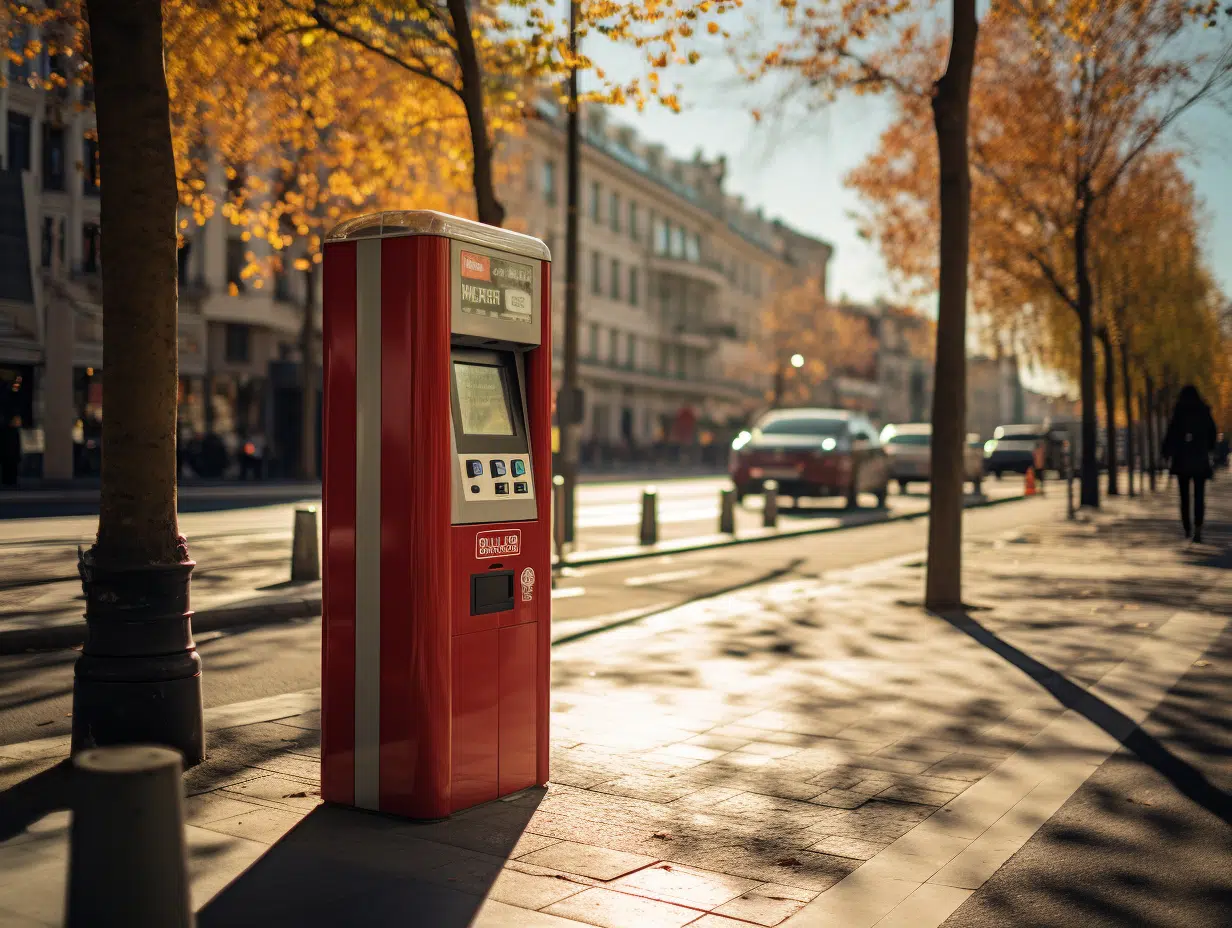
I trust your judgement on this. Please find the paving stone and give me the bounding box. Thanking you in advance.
[808,834,888,861]
[924,752,1006,781]
[684,734,752,752]
[487,866,590,910]
[737,742,801,758]
[657,743,729,761]
[713,882,816,926]
[668,842,860,893]
[876,784,959,806]
[592,775,703,804]
[519,840,660,881]
[199,805,307,845]
[667,786,746,810]
[183,792,264,826]
[544,887,702,928]
[220,774,322,810]
[809,788,870,810]
[611,861,760,908]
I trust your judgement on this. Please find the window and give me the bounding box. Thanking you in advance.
[82,223,100,274]
[588,322,599,358]
[629,202,639,242]
[685,233,700,263]
[225,323,251,363]
[610,258,621,300]
[226,238,247,292]
[543,160,557,205]
[752,266,762,297]
[653,218,668,256]
[671,225,685,258]
[659,341,669,373]
[83,136,100,195]
[58,217,66,267]
[43,125,65,191]
[608,328,619,363]
[274,264,291,302]
[590,251,601,296]
[626,333,636,368]
[6,113,31,173]
[41,217,53,268]
[629,267,639,307]
[8,28,32,82]
[609,192,620,233]
[589,181,601,222]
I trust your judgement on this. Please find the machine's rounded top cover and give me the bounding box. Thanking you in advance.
[325,210,551,262]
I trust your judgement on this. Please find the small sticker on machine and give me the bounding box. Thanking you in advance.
[476,530,521,559]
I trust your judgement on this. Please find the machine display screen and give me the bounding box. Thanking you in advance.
[454,362,515,436]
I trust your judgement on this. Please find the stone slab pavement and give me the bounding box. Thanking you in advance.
[0,484,1228,927]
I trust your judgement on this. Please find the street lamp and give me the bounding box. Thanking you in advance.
[790,354,804,369]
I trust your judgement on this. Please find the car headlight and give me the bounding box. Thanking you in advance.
[821,437,837,452]
[731,430,751,452]
[984,440,996,454]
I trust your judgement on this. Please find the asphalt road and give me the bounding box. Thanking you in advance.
[0,474,1029,586]
[0,493,1059,747]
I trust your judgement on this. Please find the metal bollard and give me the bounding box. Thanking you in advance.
[719,487,736,535]
[639,487,658,546]
[1066,453,1075,520]
[291,506,320,583]
[552,475,566,585]
[67,745,192,928]
[763,480,779,528]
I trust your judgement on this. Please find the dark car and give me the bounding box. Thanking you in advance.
[983,424,1047,478]
[729,409,890,508]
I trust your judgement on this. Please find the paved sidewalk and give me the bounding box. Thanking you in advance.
[1,486,1228,927]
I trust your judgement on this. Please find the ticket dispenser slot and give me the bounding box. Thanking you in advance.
[471,570,515,615]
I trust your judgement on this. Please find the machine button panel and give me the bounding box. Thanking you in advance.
[456,453,533,502]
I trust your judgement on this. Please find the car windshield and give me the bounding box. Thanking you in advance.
[757,418,847,437]
[886,433,930,446]
[999,433,1041,442]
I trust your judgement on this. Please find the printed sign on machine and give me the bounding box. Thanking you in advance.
[476,529,522,559]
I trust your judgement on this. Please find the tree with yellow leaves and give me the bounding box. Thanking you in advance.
[755,277,878,408]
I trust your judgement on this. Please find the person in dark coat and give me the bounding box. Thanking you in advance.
[1161,384,1218,542]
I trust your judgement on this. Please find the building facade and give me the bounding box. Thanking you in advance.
[500,100,834,465]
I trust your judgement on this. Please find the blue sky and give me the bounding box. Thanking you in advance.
[582,26,1232,320]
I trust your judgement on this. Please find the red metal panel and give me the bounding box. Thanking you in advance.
[530,259,554,787]
[379,235,454,818]
[452,628,499,811]
[452,524,502,637]
[320,240,357,805]
[498,622,539,795]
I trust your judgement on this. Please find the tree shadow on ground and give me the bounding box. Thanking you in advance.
[198,794,544,928]
[929,606,1232,827]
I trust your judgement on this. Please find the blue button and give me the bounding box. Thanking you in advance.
[466,459,483,478]
[490,460,507,477]
[511,459,526,477]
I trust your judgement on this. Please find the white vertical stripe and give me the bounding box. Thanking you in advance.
[353,238,382,809]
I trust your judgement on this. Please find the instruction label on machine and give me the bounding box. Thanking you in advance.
[460,251,534,325]
[476,529,521,559]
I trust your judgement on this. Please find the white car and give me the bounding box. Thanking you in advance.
[879,423,985,494]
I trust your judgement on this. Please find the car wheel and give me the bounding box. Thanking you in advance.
[898,479,909,494]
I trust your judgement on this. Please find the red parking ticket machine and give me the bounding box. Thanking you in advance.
[320,211,551,818]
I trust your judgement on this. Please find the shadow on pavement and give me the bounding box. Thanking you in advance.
[930,605,1232,828]
[0,758,73,841]
[198,795,544,928]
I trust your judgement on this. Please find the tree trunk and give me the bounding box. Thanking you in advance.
[558,0,581,545]
[1075,197,1099,508]
[299,266,317,480]
[447,0,505,227]
[73,0,204,764]
[1145,375,1158,492]
[924,0,978,611]
[1099,330,1118,496]
[1120,340,1134,497]
[772,363,784,406]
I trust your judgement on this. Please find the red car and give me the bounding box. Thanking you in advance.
[729,408,891,508]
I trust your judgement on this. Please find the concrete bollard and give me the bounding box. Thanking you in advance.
[763,480,779,529]
[639,487,658,546]
[719,488,736,535]
[291,506,320,583]
[67,745,192,928]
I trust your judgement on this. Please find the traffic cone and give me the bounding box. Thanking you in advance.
[1025,466,1037,496]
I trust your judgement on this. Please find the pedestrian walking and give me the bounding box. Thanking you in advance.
[1161,384,1218,543]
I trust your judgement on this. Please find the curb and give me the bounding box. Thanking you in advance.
[1,493,1033,655]
[558,490,1032,567]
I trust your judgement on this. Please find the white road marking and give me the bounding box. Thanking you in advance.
[551,586,586,599]
[624,567,714,587]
